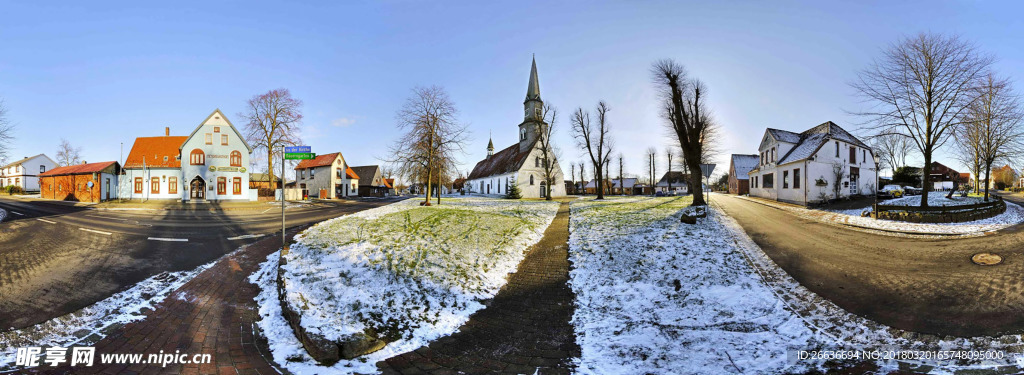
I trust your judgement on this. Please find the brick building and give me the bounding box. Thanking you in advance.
[39,161,121,202]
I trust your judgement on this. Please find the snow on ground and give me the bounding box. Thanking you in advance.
[260,197,559,373]
[0,254,220,371]
[568,195,1024,374]
[743,193,1024,235]
[568,196,819,374]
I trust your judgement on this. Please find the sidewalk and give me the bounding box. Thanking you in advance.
[377,201,580,375]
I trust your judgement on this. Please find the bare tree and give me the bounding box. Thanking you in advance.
[571,102,613,200]
[56,138,83,166]
[569,163,576,195]
[852,33,993,207]
[646,147,657,195]
[617,153,625,195]
[665,149,673,193]
[536,103,562,201]
[0,100,13,164]
[579,161,586,195]
[240,89,303,184]
[962,74,1024,201]
[831,161,848,200]
[389,86,469,206]
[653,59,716,206]
[870,133,913,176]
[955,129,984,195]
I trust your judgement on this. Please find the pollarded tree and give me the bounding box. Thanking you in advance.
[852,33,993,207]
[571,101,613,200]
[389,86,469,206]
[652,59,717,206]
[536,103,562,201]
[240,89,303,184]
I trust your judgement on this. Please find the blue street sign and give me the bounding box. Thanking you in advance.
[285,146,311,153]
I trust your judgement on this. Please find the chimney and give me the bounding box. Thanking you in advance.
[165,127,170,136]
[82,161,87,165]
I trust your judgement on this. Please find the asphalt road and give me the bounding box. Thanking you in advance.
[0,197,404,330]
[714,193,1024,337]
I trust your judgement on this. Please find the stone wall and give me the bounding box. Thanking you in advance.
[866,198,1006,223]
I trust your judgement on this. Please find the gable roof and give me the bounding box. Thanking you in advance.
[350,165,382,186]
[776,121,872,165]
[345,167,359,179]
[384,178,394,188]
[124,136,188,169]
[656,171,691,187]
[1,154,56,169]
[40,161,119,176]
[730,154,759,180]
[181,109,253,153]
[249,173,281,182]
[468,140,536,180]
[767,128,801,143]
[610,177,638,189]
[295,152,341,170]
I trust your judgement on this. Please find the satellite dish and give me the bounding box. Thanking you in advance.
[87,181,94,188]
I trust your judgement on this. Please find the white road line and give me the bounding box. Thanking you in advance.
[79,228,112,236]
[11,211,24,216]
[147,237,188,242]
[227,234,266,240]
[36,218,56,224]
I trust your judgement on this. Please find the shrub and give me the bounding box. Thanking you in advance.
[5,185,24,195]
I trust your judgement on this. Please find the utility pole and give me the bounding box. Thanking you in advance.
[281,146,286,250]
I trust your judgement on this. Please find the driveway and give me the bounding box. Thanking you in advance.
[0,196,405,330]
[714,194,1024,337]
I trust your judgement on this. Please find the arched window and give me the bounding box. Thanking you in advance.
[230,151,242,167]
[529,175,534,185]
[190,149,205,165]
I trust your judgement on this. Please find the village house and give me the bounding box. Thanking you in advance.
[0,154,57,192]
[466,57,566,199]
[748,121,876,205]
[610,177,639,195]
[728,154,759,195]
[39,161,121,202]
[655,171,690,194]
[350,165,391,197]
[249,173,283,190]
[120,110,254,201]
[294,152,359,199]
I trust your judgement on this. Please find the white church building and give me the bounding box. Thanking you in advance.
[748,121,877,205]
[465,57,566,199]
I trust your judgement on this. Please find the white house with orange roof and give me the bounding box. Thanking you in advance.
[294,152,359,199]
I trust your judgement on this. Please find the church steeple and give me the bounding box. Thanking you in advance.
[487,135,494,157]
[520,56,545,152]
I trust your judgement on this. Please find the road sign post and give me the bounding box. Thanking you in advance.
[699,164,716,205]
[282,146,315,250]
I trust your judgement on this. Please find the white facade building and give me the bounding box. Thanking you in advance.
[748,121,877,205]
[293,152,359,199]
[466,57,566,199]
[0,154,58,192]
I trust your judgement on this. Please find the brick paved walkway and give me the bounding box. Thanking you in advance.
[31,228,304,375]
[377,201,580,375]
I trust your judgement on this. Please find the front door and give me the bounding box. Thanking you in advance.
[849,167,859,195]
[540,182,547,198]
[191,178,206,200]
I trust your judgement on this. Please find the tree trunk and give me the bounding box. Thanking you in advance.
[595,162,604,200]
[921,155,931,208]
[687,157,706,206]
[984,164,992,201]
[267,149,275,183]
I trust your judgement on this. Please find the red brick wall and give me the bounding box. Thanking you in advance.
[40,174,106,203]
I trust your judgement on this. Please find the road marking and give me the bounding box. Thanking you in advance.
[79,228,112,236]
[148,237,188,242]
[227,234,266,240]
[11,211,24,216]
[36,218,56,224]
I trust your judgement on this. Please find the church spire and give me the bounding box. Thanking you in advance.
[526,55,541,101]
[487,132,494,157]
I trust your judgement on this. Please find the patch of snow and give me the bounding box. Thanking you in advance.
[745,194,1024,235]
[258,197,560,373]
[568,196,1023,374]
[0,252,222,371]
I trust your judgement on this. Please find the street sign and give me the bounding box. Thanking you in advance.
[285,146,311,153]
[699,164,716,178]
[285,153,315,160]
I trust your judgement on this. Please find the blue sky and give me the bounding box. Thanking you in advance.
[2,1,1023,180]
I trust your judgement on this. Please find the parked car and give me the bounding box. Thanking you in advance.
[878,184,905,199]
[655,191,665,197]
[902,186,922,195]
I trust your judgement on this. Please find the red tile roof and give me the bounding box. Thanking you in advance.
[295,152,340,170]
[40,161,119,176]
[124,136,188,169]
[384,178,394,188]
[346,167,359,179]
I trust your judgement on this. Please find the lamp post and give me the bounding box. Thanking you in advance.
[873,153,881,219]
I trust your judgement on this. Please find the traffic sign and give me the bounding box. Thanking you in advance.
[285,146,311,153]
[699,164,716,178]
[285,153,315,160]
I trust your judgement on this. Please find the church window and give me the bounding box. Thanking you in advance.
[529,175,534,185]
[535,157,540,167]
